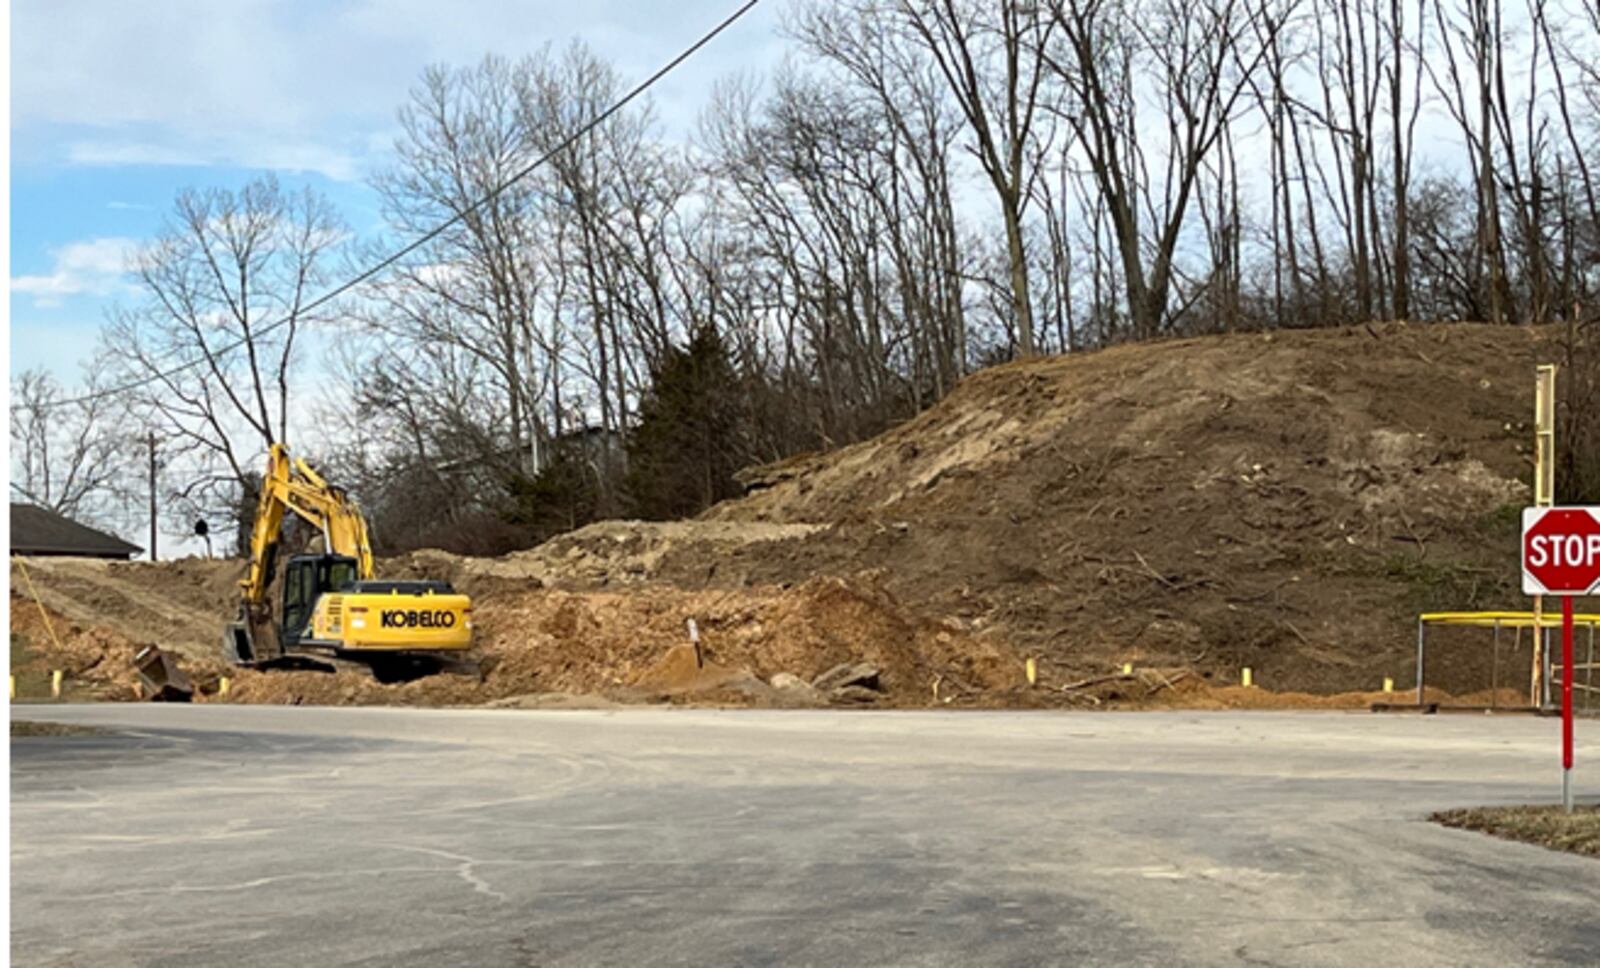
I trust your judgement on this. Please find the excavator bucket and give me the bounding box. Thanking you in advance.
[133,646,193,702]
[224,621,256,665]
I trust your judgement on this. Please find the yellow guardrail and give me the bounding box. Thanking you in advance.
[1414,610,1600,708]
[1420,611,1600,628]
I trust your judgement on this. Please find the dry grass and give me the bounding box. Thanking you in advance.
[10,720,113,738]
[1432,805,1600,857]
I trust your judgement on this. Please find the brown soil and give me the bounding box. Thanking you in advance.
[11,557,243,662]
[9,593,229,701]
[8,322,1564,709]
[216,576,1024,708]
[690,323,1549,695]
[1433,805,1600,857]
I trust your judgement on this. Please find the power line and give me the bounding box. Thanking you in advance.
[44,0,762,412]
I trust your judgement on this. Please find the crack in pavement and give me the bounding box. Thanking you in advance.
[380,844,511,902]
[69,866,444,900]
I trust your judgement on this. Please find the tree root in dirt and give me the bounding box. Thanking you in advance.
[1059,668,1192,699]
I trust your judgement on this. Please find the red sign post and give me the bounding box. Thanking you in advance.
[1521,507,1599,812]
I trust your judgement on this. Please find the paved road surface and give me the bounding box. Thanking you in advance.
[11,705,1600,966]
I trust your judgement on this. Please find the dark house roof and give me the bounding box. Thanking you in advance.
[10,504,142,559]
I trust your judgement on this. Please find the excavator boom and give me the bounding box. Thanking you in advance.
[238,444,374,604]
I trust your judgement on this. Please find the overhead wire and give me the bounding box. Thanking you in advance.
[40,0,762,411]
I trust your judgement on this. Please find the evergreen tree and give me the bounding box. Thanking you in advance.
[625,327,752,519]
[506,451,602,542]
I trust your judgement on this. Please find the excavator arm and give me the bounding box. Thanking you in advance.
[238,443,375,606]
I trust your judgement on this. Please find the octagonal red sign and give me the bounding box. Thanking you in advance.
[1522,507,1600,594]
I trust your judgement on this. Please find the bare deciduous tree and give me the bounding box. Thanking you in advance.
[105,174,345,542]
[1047,0,1272,339]
[887,0,1059,355]
[10,364,136,524]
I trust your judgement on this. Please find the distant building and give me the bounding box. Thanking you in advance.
[434,425,627,477]
[545,425,625,472]
[9,504,142,559]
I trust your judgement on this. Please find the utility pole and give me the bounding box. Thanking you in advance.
[148,431,158,562]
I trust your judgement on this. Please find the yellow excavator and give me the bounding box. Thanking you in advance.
[224,443,474,681]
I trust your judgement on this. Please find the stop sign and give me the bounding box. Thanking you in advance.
[1522,507,1600,594]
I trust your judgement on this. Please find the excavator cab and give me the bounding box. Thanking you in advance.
[279,553,359,651]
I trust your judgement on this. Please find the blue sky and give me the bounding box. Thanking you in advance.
[10,0,787,383]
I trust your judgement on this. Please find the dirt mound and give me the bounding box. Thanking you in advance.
[388,520,822,591]
[10,323,1560,706]
[209,576,1022,708]
[9,593,229,701]
[11,557,243,662]
[634,643,743,692]
[684,322,1548,693]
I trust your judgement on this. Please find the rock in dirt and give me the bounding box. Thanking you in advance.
[830,684,885,704]
[812,662,882,694]
[769,672,823,705]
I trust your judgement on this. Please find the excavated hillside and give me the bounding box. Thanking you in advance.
[9,323,1558,705]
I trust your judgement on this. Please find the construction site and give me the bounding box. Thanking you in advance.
[23,0,1600,961]
[11,322,1569,714]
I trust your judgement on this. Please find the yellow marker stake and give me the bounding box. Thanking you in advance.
[8,675,15,700]
[1025,658,1037,686]
[1122,663,1134,675]
[50,670,63,700]
[219,677,231,697]
[1242,667,1254,688]
[1383,677,1394,693]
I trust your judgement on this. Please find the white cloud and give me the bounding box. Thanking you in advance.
[11,237,139,307]
[65,142,212,169]
[66,137,361,182]
[11,1,785,178]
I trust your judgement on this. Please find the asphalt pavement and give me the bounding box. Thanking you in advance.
[10,705,1600,966]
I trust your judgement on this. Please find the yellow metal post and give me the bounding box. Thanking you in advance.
[1242,667,1254,688]
[1536,365,1557,506]
[1024,658,1037,686]
[50,670,63,700]
[1533,364,1557,705]
[219,676,231,697]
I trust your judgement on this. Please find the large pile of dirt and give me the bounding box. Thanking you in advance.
[9,323,1559,706]
[390,520,823,589]
[686,323,1550,693]
[220,575,1023,707]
